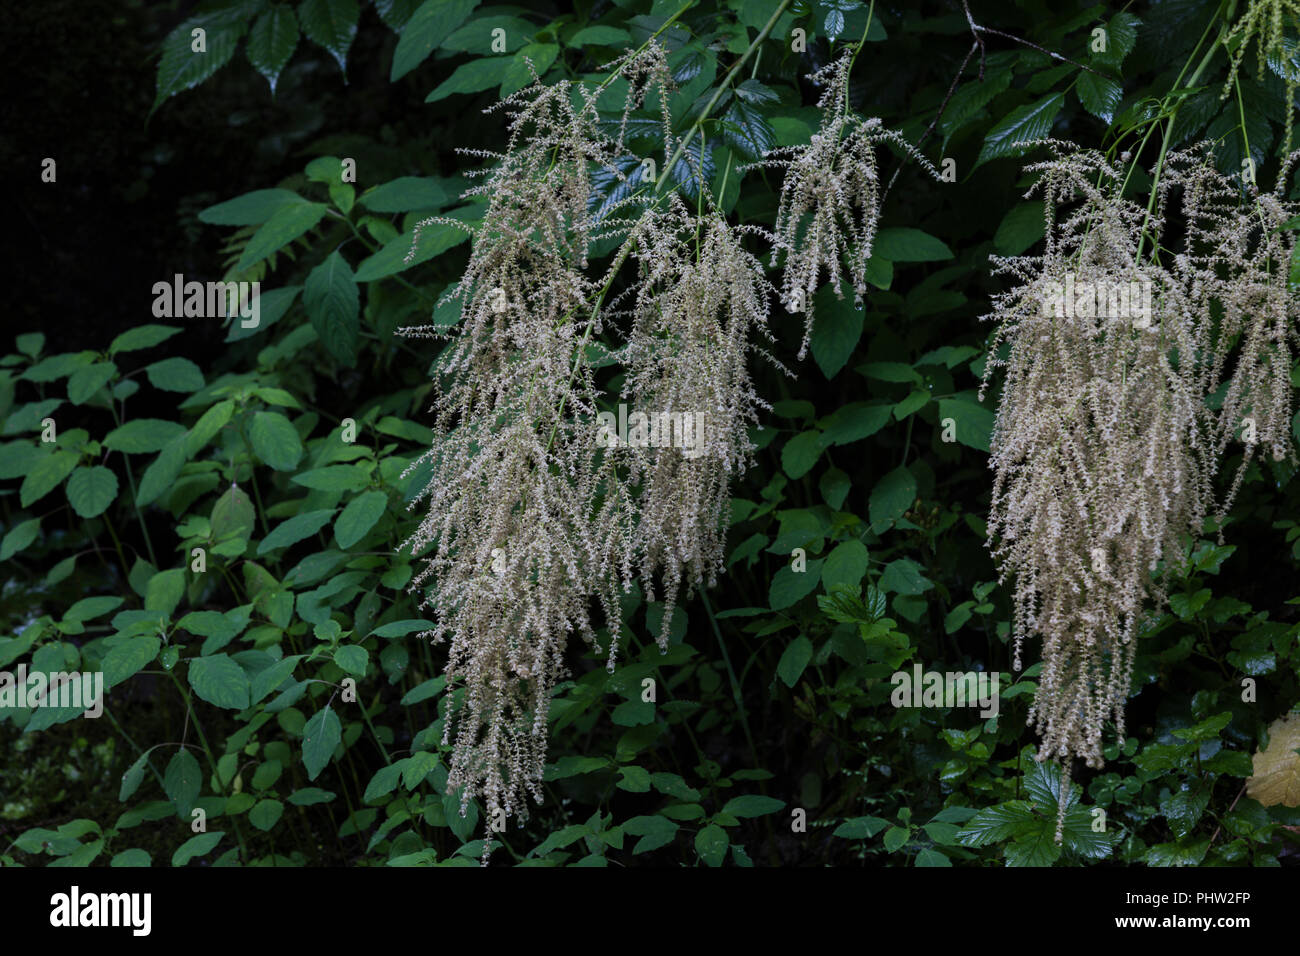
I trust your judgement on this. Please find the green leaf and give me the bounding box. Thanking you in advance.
[390,0,480,81]
[720,99,774,161]
[211,485,256,544]
[353,215,473,281]
[153,9,245,113]
[364,764,402,802]
[111,848,152,867]
[993,201,1046,255]
[20,450,78,507]
[297,0,359,73]
[874,228,953,262]
[302,705,342,780]
[199,189,307,225]
[291,464,370,492]
[249,798,285,831]
[822,402,892,446]
[570,25,631,46]
[810,287,864,378]
[0,517,41,561]
[251,655,302,704]
[769,559,824,610]
[622,815,678,854]
[722,795,785,818]
[164,749,202,817]
[937,398,995,452]
[695,824,728,866]
[287,787,335,806]
[821,539,869,592]
[955,801,1038,846]
[370,618,434,638]
[334,490,388,548]
[21,351,95,383]
[833,816,889,839]
[303,250,360,365]
[102,636,161,689]
[66,596,124,622]
[975,92,1065,168]
[137,436,188,507]
[188,653,251,710]
[66,466,119,518]
[777,635,813,687]
[104,419,188,454]
[247,5,299,93]
[781,430,827,479]
[145,357,205,393]
[869,466,916,531]
[171,831,224,866]
[15,332,44,357]
[249,410,303,471]
[258,509,335,554]
[425,56,512,103]
[67,362,117,404]
[333,644,368,676]
[879,558,932,595]
[119,752,151,802]
[401,751,438,790]
[237,201,328,272]
[359,176,454,213]
[1076,72,1122,124]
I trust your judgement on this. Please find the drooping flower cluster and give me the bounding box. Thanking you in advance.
[397,44,781,843]
[981,141,1299,837]
[753,52,939,357]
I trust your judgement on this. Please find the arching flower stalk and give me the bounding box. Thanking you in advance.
[752,50,940,357]
[980,142,1298,839]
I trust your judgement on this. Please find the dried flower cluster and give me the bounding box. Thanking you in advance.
[981,141,1299,837]
[751,52,938,357]
[397,44,781,843]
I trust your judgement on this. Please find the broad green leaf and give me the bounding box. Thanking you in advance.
[302,705,342,780]
[258,509,335,554]
[695,824,728,866]
[334,490,388,548]
[137,435,188,507]
[249,799,285,831]
[211,484,256,543]
[937,398,995,452]
[188,653,251,710]
[145,567,186,615]
[810,287,864,378]
[879,558,933,595]
[333,644,368,676]
[198,189,307,226]
[869,466,916,531]
[119,752,151,801]
[353,215,473,281]
[145,357,205,393]
[821,539,869,592]
[297,0,359,73]
[67,362,117,404]
[975,92,1065,167]
[874,228,953,262]
[769,559,824,610]
[251,655,302,704]
[236,201,328,272]
[104,419,188,454]
[358,176,454,213]
[425,56,512,103]
[721,795,784,818]
[164,748,202,817]
[993,201,1046,256]
[390,0,480,81]
[249,410,303,471]
[1077,72,1122,123]
[111,848,152,867]
[20,450,78,506]
[781,430,827,479]
[172,831,224,866]
[153,8,245,113]
[246,5,299,93]
[777,635,813,687]
[66,466,119,518]
[501,42,560,97]
[303,250,359,365]
[0,517,40,560]
[102,636,161,689]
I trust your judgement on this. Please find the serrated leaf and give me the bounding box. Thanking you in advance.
[237,201,328,272]
[869,466,916,531]
[975,92,1065,167]
[297,0,359,73]
[188,653,251,710]
[163,749,202,817]
[247,5,299,94]
[198,189,307,226]
[302,705,342,780]
[145,357,205,393]
[66,466,119,518]
[334,490,388,548]
[303,250,359,365]
[249,410,303,471]
[104,419,188,454]
[1247,712,1300,807]
[390,0,479,81]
